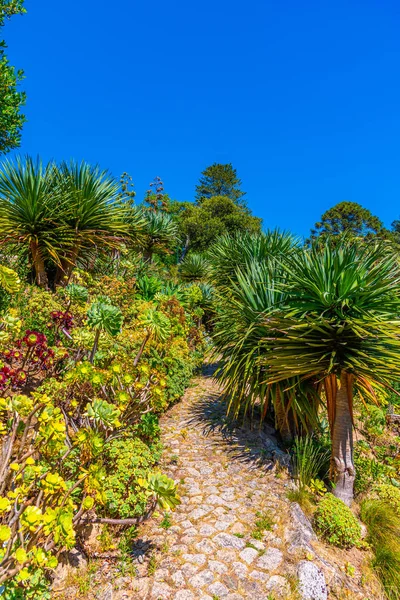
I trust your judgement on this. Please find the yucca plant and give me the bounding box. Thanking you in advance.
[180,253,210,282]
[212,258,319,438]
[54,161,130,284]
[140,210,179,262]
[0,156,69,287]
[262,239,400,504]
[208,230,298,289]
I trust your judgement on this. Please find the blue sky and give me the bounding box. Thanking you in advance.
[4,0,400,237]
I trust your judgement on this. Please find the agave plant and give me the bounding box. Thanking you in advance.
[87,301,123,363]
[54,161,130,284]
[262,239,400,504]
[0,156,69,287]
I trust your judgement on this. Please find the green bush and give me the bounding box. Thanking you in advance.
[103,437,162,519]
[354,446,394,494]
[314,493,361,548]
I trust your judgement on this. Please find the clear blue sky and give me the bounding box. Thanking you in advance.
[4,0,400,237]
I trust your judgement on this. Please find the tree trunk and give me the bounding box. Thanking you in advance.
[331,372,355,506]
[89,329,101,364]
[55,242,81,286]
[133,332,151,367]
[30,240,48,288]
[274,387,293,443]
[179,235,190,263]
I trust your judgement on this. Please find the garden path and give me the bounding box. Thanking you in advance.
[122,363,294,600]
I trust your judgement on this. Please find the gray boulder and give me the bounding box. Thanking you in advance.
[297,561,328,600]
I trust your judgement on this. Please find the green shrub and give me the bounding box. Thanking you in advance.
[103,437,162,519]
[314,493,361,548]
[354,447,394,494]
[361,498,400,600]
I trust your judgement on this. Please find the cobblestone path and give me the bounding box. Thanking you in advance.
[127,364,293,600]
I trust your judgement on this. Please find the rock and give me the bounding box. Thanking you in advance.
[285,503,316,554]
[297,561,328,600]
[239,547,259,564]
[248,539,265,550]
[52,550,87,590]
[174,591,195,600]
[181,563,199,577]
[230,522,246,535]
[99,584,113,600]
[208,581,230,597]
[195,539,216,554]
[266,575,291,598]
[81,522,103,552]
[255,547,283,571]
[151,581,173,598]
[189,569,215,587]
[154,568,169,581]
[171,570,186,587]
[232,561,248,579]
[199,524,216,536]
[182,553,207,566]
[249,569,269,582]
[132,577,151,596]
[67,548,87,569]
[214,532,246,550]
[208,560,228,574]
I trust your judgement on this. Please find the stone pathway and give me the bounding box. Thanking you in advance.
[125,364,295,600]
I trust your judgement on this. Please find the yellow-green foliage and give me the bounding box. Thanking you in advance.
[376,483,400,517]
[361,498,400,600]
[314,493,362,548]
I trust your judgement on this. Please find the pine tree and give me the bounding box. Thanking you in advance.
[195,163,246,206]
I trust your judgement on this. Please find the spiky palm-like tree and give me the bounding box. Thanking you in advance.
[263,240,400,504]
[212,259,319,439]
[179,253,210,282]
[210,231,314,440]
[208,230,298,289]
[55,161,130,284]
[0,156,69,287]
[140,211,179,262]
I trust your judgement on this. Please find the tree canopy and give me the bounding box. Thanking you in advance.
[0,0,26,154]
[173,195,262,254]
[310,201,385,241]
[195,163,246,206]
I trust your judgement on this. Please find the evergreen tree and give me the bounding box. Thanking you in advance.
[195,163,246,206]
[310,201,384,241]
[0,1,26,154]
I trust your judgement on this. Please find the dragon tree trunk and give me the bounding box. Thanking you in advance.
[331,372,355,506]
